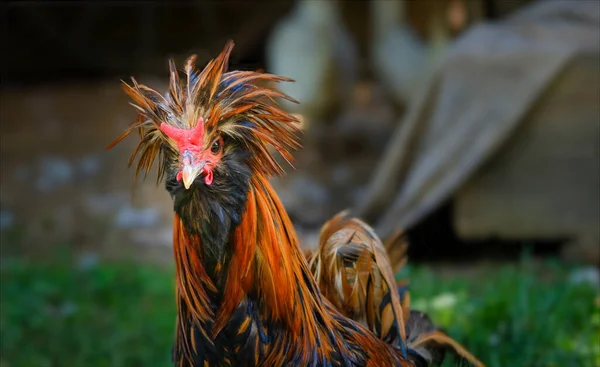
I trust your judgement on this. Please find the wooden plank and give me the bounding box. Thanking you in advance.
[454,53,600,263]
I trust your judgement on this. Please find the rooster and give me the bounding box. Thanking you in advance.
[109,40,484,367]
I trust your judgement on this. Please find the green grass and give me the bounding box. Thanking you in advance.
[1,253,175,367]
[1,250,598,367]
[399,259,600,367]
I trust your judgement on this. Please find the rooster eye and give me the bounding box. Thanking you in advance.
[210,139,221,154]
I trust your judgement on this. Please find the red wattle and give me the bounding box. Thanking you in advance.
[204,170,213,185]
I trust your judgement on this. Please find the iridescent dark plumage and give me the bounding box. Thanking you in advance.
[109,40,485,367]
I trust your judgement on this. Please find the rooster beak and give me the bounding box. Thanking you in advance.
[182,161,206,190]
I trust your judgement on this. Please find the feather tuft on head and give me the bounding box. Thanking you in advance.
[107,40,302,183]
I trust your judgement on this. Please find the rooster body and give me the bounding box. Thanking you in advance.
[110,41,483,367]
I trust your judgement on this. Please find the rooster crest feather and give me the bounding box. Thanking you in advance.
[108,40,302,184]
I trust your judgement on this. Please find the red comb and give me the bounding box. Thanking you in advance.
[160,117,205,154]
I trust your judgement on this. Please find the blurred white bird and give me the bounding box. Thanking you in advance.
[371,0,451,107]
[266,0,358,129]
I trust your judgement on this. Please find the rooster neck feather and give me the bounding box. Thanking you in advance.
[172,173,404,366]
[167,146,252,279]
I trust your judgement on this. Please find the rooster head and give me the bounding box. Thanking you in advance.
[108,40,302,195]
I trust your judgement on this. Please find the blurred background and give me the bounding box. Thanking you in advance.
[1,0,599,366]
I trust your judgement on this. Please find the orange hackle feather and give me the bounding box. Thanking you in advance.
[172,215,217,360]
[109,40,485,367]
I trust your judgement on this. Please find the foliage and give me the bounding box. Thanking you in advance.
[1,253,175,367]
[398,257,600,367]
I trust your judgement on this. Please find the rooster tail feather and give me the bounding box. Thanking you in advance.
[405,310,484,367]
